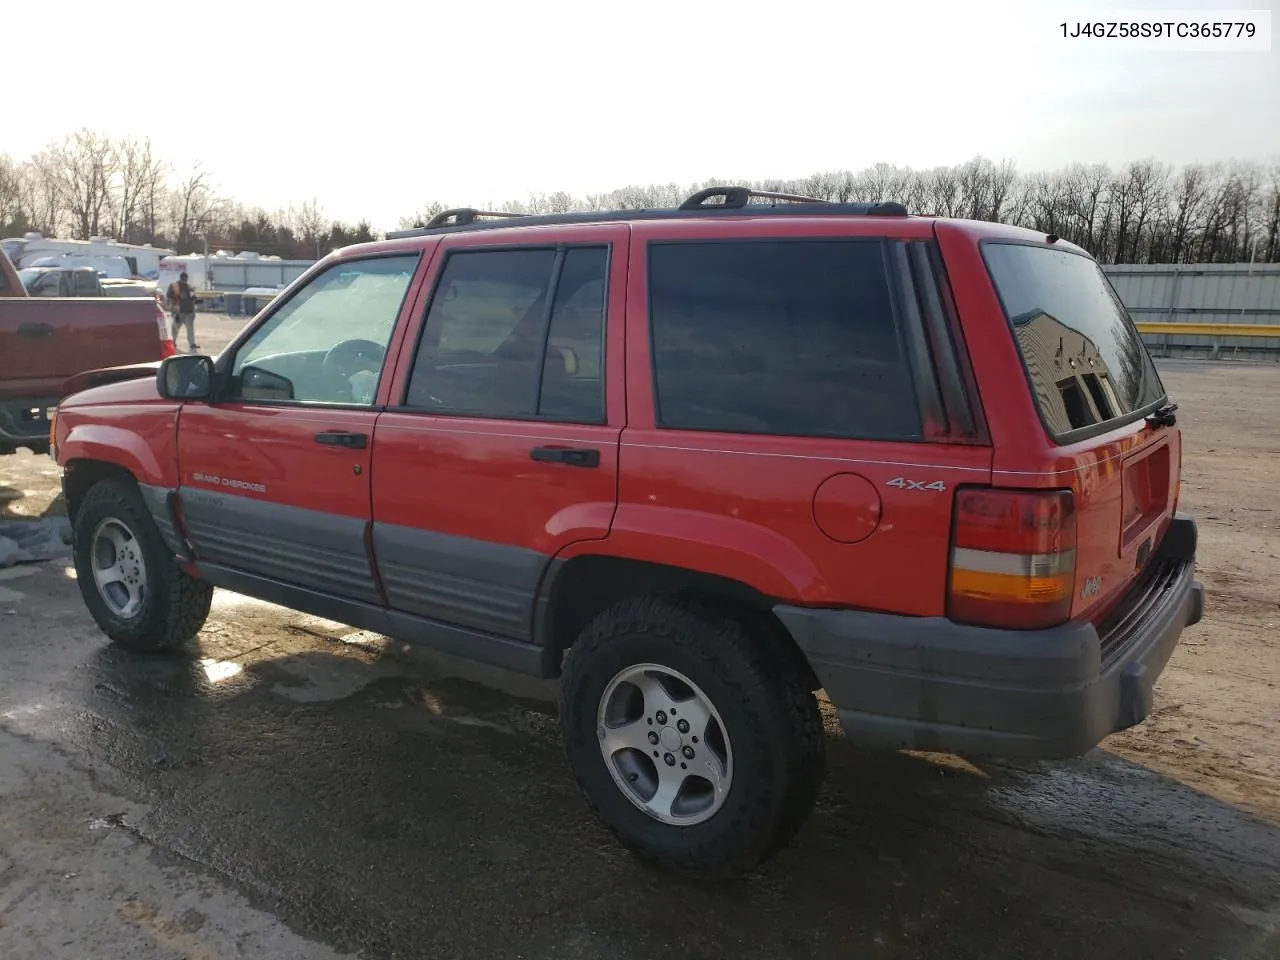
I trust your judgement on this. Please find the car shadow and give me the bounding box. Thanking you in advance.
[72,635,1280,960]
[0,483,23,519]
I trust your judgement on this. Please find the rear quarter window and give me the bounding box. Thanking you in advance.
[982,242,1166,440]
[647,239,922,441]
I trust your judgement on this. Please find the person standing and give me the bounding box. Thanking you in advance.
[166,271,199,352]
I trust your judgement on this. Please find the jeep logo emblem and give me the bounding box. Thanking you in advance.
[1081,576,1102,599]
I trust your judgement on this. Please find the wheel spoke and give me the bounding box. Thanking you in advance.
[631,670,676,718]
[92,561,125,589]
[646,764,688,819]
[599,717,652,757]
[692,743,729,798]
[103,527,130,556]
[120,579,144,617]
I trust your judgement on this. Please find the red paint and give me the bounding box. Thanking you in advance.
[53,210,1185,633]
[812,474,882,545]
[1,298,168,404]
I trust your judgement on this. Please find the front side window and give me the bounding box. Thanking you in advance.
[227,254,418,405]
[405,246,608,422]
[648,239,921,440]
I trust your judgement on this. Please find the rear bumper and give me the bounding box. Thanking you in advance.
[0,396,56,450]
[776,514,1204,759]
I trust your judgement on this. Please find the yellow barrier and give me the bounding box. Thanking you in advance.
[1136,322,1280,338]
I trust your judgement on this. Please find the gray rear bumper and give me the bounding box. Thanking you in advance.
[776,514,1204,759]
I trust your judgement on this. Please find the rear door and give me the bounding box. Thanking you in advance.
[370,225,627,643]
[970,234,1178,621]
[175,253,422,604]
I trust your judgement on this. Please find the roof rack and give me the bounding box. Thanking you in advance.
[678,186,828,209]
[385,185,909,239]
[425,208,529,228]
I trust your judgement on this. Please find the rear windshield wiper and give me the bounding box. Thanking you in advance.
[1146,402,1178,428]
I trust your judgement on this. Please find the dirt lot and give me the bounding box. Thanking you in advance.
[1,353,1278,959]
[1105,363,1280,820]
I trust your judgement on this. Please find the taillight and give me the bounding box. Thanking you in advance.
[154,301,177,358]
[948,488,1077,630]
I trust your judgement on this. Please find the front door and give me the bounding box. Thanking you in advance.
[371,227,628,643]
[175,253,422,605]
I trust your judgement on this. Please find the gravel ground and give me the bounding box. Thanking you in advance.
[0,356,1276,960]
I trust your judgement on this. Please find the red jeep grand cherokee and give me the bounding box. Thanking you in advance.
[52,187,1204,876]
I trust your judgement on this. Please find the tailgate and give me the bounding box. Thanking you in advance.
[976,238,1181,622]
[1065,424,1181,621]
[0,297,160,396]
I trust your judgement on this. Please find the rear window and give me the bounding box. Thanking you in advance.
[647,240,922,441]
[982,242,1165,439]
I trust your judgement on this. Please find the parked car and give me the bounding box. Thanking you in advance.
[0,248,27,299]
[50,187,1204,877]
[1,280,175,454]
[20,265,111,297]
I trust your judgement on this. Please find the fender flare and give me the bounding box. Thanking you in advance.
[549,503,830,602]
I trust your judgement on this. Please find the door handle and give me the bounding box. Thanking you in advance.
[529,446,600,468]
[17,323,54,339]
[314,431,368,449]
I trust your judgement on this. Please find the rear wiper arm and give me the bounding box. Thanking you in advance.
[1146,401,1178,428]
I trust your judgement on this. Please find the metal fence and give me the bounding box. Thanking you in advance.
[1103,262,1280,359]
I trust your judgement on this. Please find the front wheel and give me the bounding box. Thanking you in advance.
[559,596,825,878]
[73,478,213,652]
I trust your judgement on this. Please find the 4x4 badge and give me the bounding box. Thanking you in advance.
[886,477,947,492]
[1081,576,1102,599]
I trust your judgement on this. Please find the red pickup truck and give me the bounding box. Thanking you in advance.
[1,249,175,454]
[50,189,1203,877]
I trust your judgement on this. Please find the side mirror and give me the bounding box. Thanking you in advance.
[156,354,214,400]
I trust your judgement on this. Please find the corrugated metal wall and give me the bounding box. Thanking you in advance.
[208,259,313,291]
[1102,262,1280,357]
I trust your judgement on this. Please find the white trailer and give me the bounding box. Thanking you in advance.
[2,232,173,279]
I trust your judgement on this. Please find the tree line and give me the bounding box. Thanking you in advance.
[0,130,376,261]
[408,158,1280,265]
[4,130,1277,264]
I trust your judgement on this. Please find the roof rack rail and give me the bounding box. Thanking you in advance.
[425,207,528,228]
[383,193,910,240]
[679,186,827,210]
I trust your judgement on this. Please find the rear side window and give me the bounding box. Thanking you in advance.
[982,243,1165,439]
[405,246,608,423]
[647,240,921,440]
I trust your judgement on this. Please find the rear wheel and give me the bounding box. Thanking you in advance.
[73,478,212,652]
[559,595,825,878]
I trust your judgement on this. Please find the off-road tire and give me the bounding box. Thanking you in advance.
[73,478,212,652]
[559,595,825,878]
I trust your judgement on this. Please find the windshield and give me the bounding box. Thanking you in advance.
[18,268,43,291]
[982,242,1166,440]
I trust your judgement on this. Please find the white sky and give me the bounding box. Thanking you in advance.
[6,0,1277,231]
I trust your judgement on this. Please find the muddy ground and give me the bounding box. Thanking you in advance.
[0,346,1277,959]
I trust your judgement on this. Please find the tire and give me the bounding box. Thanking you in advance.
[72,477,213,652]
[559,595,825,878]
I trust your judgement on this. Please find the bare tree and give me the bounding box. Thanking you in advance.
[111,138,167,244]
[289,198,327,258]
[170,166,219,252]
[47,130,117,239]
